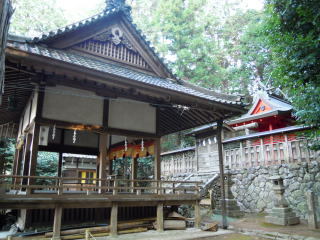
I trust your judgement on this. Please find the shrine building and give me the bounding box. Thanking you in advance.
[0,0,245,238]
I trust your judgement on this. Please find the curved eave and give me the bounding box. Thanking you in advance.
[6,46,246,115]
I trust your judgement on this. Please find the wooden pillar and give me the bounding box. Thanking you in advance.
[27,124,40,189]
[98,132,108,193]
[52,206,63,240]
[21,134,32,186]
[156,203,164,232]
[194,200,201,228]
[13,147,23,185]
[217,119,227,229]
[12,148,19,175]
[131,157,137,192]
[154,138,161,181]
[57,152,63,177]
[110,203,118,236]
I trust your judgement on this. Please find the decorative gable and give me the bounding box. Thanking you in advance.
[72,26,152,71]
[251,99,272,115]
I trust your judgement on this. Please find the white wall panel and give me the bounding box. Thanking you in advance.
[42,85,103,126]
[108,99,156,134]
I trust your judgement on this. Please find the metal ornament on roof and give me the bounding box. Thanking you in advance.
[73,130,77,144]
[173,104,190,116]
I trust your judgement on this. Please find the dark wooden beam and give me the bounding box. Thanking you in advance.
[39,144,98,155]
[36,117,104,133]
[103,99,109,128]
[106,127,157,138]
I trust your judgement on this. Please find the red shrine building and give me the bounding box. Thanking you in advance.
[161,90,318,176]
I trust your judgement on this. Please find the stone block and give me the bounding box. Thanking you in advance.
[265,215,299,226]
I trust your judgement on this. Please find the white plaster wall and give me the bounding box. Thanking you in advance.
[108,99,156,133]
[42,85,103,126]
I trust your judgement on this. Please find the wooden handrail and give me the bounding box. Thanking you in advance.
[0,175,202,197]
[0,175,202,184]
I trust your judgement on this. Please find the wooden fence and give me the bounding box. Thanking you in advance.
[161,150,196,176]
[224,135,320,169]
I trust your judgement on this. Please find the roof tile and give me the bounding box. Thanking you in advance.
[8,41,244,106]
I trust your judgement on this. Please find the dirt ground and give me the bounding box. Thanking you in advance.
[230,213,320,239]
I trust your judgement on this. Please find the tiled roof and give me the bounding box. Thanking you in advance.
[31,8,175,79]
[223,125,308,143]
[161,146,195,156]
[7,41,244,106]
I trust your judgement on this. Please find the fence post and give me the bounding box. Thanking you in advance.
[284,134,290,163]
[113,179,118,195]
[239,141,244,169]
[259,138,265,166]
[85,229,89,240]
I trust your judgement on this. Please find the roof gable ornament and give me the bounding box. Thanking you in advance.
[93,27,136,51]
[105,0,132,16]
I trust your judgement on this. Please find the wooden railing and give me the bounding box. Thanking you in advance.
[0,175,201,196]
[224,136,320,169]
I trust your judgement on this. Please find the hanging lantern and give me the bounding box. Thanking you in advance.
[202,139,206,147]
[73,130,77,144]
[208,138,212,145]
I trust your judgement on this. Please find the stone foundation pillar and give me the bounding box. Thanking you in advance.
[215,167,243,217]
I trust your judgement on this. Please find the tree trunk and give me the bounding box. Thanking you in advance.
[0,0,13,104]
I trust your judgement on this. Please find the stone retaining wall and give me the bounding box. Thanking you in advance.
[230,161,320,219]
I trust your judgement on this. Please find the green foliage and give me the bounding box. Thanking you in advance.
[0,138,15,174]
[10,0,67,37]
[112,157,131,177]
[131,0,268,94]
[264,0,320,149]
[137,156,154,179]
[36,152,58,184]
[161,131,195,152]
